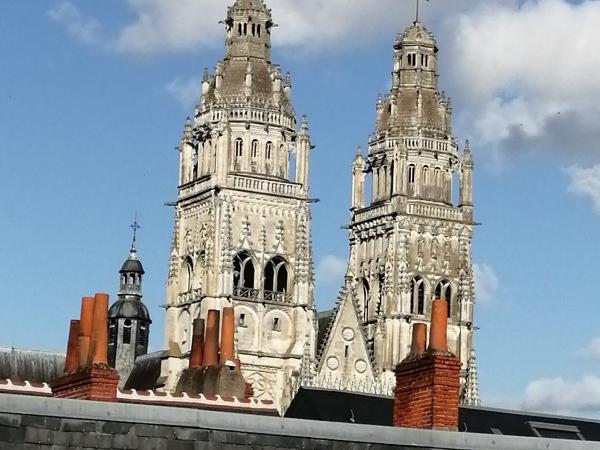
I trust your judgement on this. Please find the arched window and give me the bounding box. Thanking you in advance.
[266,141,273,159]
[235,138,243,158]
[408,165,416,184]
[358,278,370,322]
[422,166,429,185]
[238,23,242,36]
[181,258,193,293]
[252,23,256,36]
[123,319,132,344]
[243,23,248,36]
[257,24,261,37]
[251,140,259,158]
[435,280,452,318]
[138,324,148,347]
[410,276,425,315]
[434,167,441,186]
[233,252,255,289]
[264,256,289,293]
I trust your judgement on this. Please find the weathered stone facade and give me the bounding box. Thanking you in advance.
[317,20,476,395]
[162,0,316,409]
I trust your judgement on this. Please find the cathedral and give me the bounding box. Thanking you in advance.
[104,0,478,410]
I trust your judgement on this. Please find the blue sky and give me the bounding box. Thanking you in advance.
[2,0,600,416]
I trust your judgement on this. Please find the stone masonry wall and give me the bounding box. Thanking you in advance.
[0,393,596,450]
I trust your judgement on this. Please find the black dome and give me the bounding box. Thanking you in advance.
[109,299,151,322]
[119,257,145,275]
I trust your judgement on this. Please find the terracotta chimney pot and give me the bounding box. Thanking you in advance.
[78,296,95,369]
[410,323,427,356]
[189,318,205,369]
[90,293,110,367]
[428,299,448,353]
[64,320,80,374]
[220,307,235,365]
[203,310,220,367]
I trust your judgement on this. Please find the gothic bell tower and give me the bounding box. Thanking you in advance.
[317,18,476,396]
[162,0,316,408]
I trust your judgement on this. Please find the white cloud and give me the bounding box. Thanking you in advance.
[316,255,346,285]
[566,165,600,213]
[473,263,499,305]
[91,0,483,55]
[449,0,600,161]
[47,1,103,46]
[577,336,600,361]
[165,77,201,111]
[522,376,600,416]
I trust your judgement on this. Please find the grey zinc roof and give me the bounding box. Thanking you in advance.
[119,258,144,274]
[108,299,151,322]
[0,347,65,383]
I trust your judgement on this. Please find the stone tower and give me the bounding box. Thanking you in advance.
[317,19,476,394]
[162,0,316,408]
[108,231,152,389]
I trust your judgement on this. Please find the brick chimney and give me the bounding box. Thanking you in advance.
[51,294,120,402]
[393,299,462,431]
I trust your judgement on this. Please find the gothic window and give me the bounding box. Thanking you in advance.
[358,278,370,322]
[233,251,255,289]
[435,280,452,318]
[408,165,416,183]
[252,23,256,36]
[266,141,273,159]
[421,54,429,67]
[407,53,416,67]
[235,138,243,158]
[264,256,289,293]
[181,258,193,293]
[238,23,242,36]
[243,23,248,36]
[123,320,132,344]
[251,139,259,158]
[434,167,441,186]
[410,276,425,315]
[257,24,261,37]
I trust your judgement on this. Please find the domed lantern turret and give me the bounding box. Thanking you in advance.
[108,220,152,388]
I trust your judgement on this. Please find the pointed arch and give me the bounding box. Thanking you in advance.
[435,279,452,318]
[180,257,193,293]
[264,256,289,293]
[233,251,255,289]
[410,276,425,315]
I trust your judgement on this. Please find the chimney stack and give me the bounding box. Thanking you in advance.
[393,299,461,431]
[189,319,205,369]
[51,293,120,402]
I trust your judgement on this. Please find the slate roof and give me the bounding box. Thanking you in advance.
[123,351,165,391]
[286,387,600,442]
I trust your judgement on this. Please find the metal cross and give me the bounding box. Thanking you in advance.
[130,214,141,248]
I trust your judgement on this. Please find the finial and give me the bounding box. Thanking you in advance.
[355,145,363,157]
[415,0,429,24]
[202,67,209,82]
[130,214,141,256]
